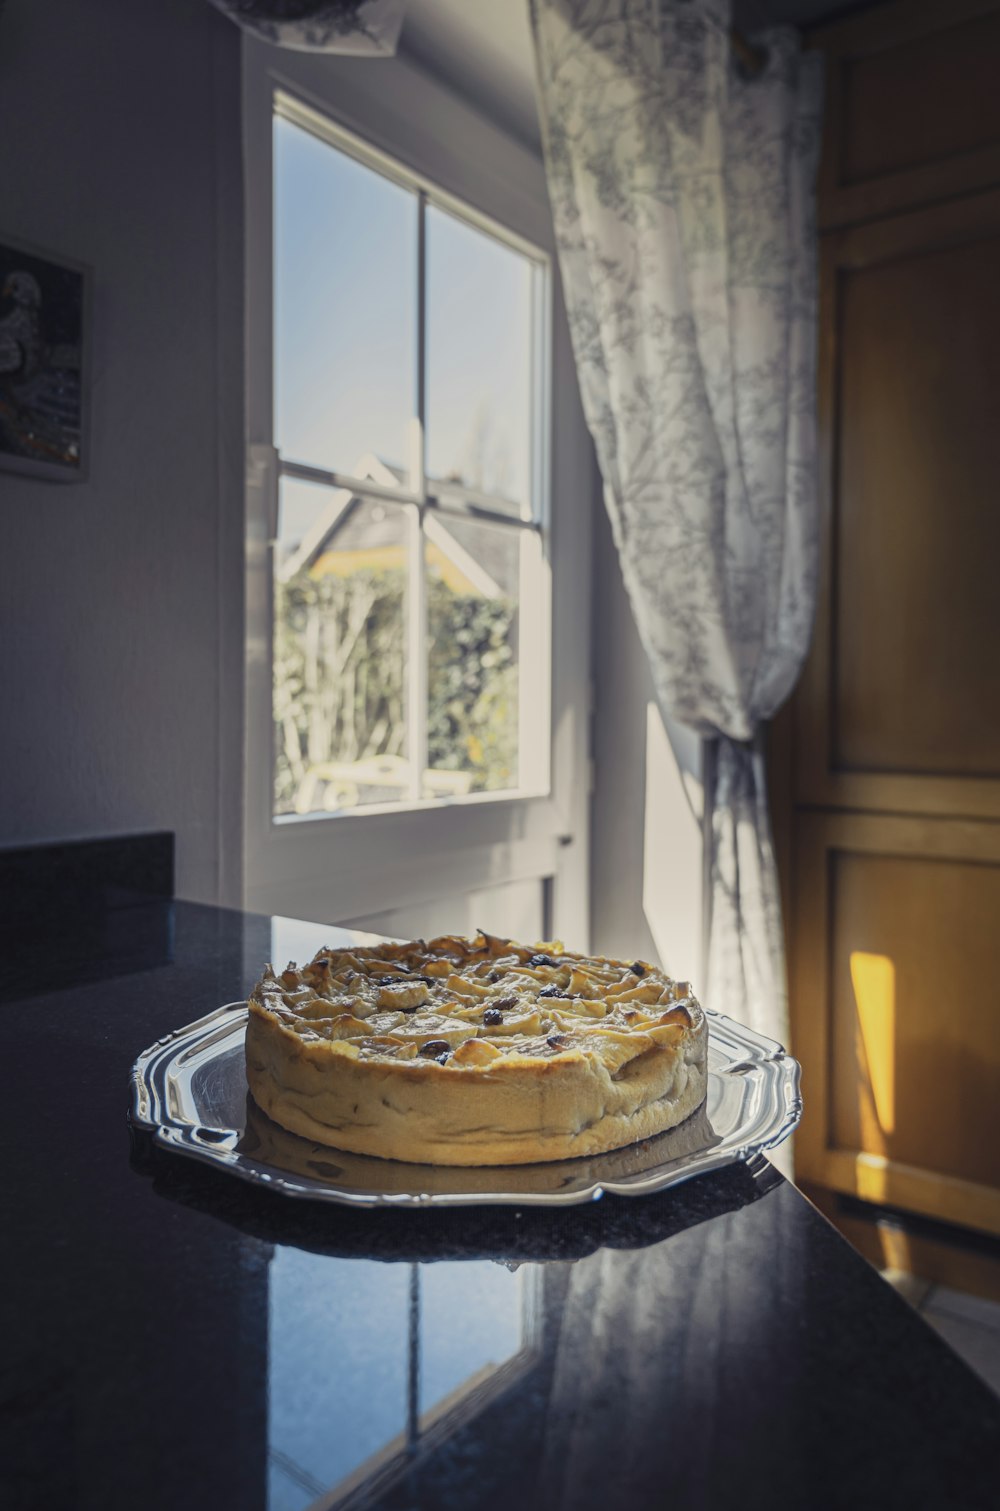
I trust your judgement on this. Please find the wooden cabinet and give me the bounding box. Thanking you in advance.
[785,0,1000,1238]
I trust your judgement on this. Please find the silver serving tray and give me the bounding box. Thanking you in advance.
[129,1003,801,1208]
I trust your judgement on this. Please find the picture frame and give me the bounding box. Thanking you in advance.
[0,232,91,483]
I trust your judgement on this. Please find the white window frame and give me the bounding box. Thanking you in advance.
[242,36,594,945]
[267,91,552,819]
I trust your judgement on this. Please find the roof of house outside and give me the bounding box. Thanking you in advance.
[278,454,519,599]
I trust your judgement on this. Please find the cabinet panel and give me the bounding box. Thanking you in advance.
[795,188,1000,817]
[815,0,1000,229]
[841,10,1000,186]
[834,233,1000,778]
[829,850,1000,1189]
[791,812,1000,1236]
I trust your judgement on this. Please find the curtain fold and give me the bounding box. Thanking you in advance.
[531,0,823,1044]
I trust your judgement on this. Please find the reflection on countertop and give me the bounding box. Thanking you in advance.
[236,1088,723,1203]
[268,1250,530,1510]
[2,900,999,1511]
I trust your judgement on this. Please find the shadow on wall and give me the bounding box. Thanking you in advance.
[643,702,703,986]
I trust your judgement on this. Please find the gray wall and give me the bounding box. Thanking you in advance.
[590,499,704,986]
[0,0,245,902]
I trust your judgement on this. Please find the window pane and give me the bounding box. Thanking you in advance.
[419,1261,523,1421]
[425,514,520,796]
[274,487,411,815]
[426,206,534,515]
[274,116,417,480]
[269,1252,409,1510]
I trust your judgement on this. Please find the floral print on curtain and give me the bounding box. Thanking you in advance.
[530,0,823,1044]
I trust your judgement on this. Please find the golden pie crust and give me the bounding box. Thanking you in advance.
[245,932,708,1166]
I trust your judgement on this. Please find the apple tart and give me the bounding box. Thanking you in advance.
[245,932,708,1166]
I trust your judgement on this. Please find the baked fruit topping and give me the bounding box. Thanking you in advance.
[245,931,708,1166]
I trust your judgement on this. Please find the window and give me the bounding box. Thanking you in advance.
[244,62,588,944]
[267,1250,539,1511]
[271,97,550,821]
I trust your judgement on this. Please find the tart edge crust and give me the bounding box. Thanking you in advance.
[245,1004,708,1167]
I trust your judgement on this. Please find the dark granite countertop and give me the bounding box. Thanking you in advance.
[2,898,998,1511]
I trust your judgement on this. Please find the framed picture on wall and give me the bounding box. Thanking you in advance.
[0,234,91,482]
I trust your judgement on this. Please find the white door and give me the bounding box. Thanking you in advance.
[242,40,593,947]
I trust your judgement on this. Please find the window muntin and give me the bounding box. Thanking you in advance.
[270,99,549,821]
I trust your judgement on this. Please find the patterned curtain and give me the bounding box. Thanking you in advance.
[208,0,407,54]
[530,0,823,1045]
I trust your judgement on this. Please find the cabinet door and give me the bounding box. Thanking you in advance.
[786,0,1000,1243]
